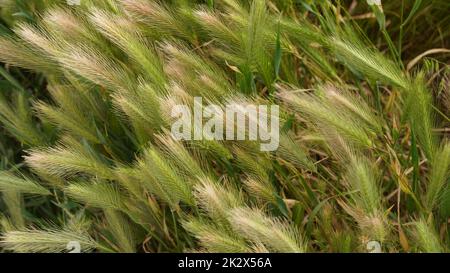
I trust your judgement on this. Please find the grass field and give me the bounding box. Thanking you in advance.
[0,0,449,253]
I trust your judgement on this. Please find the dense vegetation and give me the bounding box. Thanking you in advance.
[0,0,449,253]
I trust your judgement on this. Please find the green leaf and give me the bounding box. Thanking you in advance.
[292,203,305,227]
[275,194,289,218]
[206,0,214,9]
[367,1,385,30]
[0,66,25,92]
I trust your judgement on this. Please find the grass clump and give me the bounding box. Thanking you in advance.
[0,0,448,253]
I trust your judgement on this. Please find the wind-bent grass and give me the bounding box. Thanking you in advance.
[0,0,448,253]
